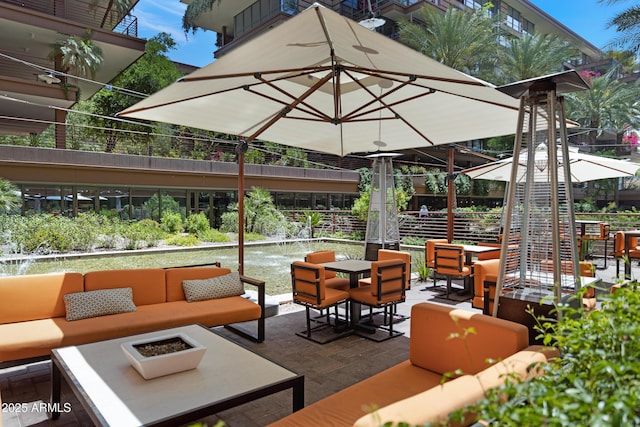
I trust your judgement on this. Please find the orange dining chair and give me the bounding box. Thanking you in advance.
[424,239,448,290]
[349,259,407,341]
[434,244,472,300]
[291,261,350,344]
[304,250,350,291]
[358,249,411,322]
[612,231,640,277]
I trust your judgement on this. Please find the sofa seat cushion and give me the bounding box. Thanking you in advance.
[266,361,443,427]
[353,375,485,427]
[0,297,261,361]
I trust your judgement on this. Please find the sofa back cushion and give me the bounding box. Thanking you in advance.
[0,272,84,323]
[83,269,166,306]
[409,302,528,375]
[165,267,233,302]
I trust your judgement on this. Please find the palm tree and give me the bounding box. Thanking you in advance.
[0,178,20,213]
[566,68,640,149]
[600,0,640,54]
[494,33,578,84]
[398,4,502,78]
[49,30,104,79]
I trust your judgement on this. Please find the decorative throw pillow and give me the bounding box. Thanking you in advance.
[64,288,136,321]
[182,272,244,302]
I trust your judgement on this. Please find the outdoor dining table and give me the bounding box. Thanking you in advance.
[320,259,372,289]
[575,219,601,237]
[319,259,373,332]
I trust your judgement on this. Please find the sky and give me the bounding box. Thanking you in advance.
[131,0,632,68]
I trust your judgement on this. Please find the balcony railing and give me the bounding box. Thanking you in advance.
[2,0,138,37]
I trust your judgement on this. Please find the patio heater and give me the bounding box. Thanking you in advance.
[364,152,400,260]
[492,71,590,342]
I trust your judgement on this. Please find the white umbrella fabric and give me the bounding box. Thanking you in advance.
[119,3,528,272]
[461,145,640,183]
[119,3,524,155]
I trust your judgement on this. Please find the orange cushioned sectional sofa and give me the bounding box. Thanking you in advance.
[0,267,265,367]
[268,302,556,427]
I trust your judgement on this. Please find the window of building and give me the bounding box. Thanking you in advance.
[506,6,522,33]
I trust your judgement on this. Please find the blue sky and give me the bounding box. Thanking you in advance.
[132,0,630,67]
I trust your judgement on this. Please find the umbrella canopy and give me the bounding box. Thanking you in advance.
[119,3,523,155]
[461,145,640,183]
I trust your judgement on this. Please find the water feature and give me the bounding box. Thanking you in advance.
[15,240,372,296]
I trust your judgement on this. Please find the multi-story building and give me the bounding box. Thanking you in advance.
[2,0,631,221]
[0,0,146,148]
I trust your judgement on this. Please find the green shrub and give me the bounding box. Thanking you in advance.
[199,228,231,243]
[165,234,201,247]
[412,252,431,282]
[467,283,640,426]
[184,212,210,236]
[243,232,266,241]
[161,211,183,234]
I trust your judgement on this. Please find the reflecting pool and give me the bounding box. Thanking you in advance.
[12,240,388,296]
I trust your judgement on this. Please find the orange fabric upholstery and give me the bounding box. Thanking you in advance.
[354,349,549,427]
[268,302,533,427]
[613,231,640,276]
[304,250,350,291]
[425,239,448,269]
[351,259,406,306]
[476,242,501,261]
[434,244,471,298]
[377,249,412,289]
[359,249,412,288]
[472,258,500,310]
[0,272,83,324]
[291,261,350,343]
[0,267,265,363]
[84,268,166,306]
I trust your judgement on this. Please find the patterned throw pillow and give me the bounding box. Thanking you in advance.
[182,272,244,302]
[64,288,136,321]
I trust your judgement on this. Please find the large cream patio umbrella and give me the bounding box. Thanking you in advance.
[461,145,640,183]
[119,3,525,272]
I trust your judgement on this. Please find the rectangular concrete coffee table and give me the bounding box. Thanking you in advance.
[50,324,304,426]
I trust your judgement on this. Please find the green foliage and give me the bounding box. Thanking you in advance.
[398,3,502,78]
[243,231,266,241]
[198,228,231,243]
[351,168,414,221]
[182,0,220,35]
[0,178,20,213]
[165,234,201,247]
[161,211,184,234]
[122,220,163,249]
[468,284,640,425]
[220,187,287,236]
[412,252,432,282]
[49,30,103,78]
[184,212,211,236]
[143,193,181,221]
